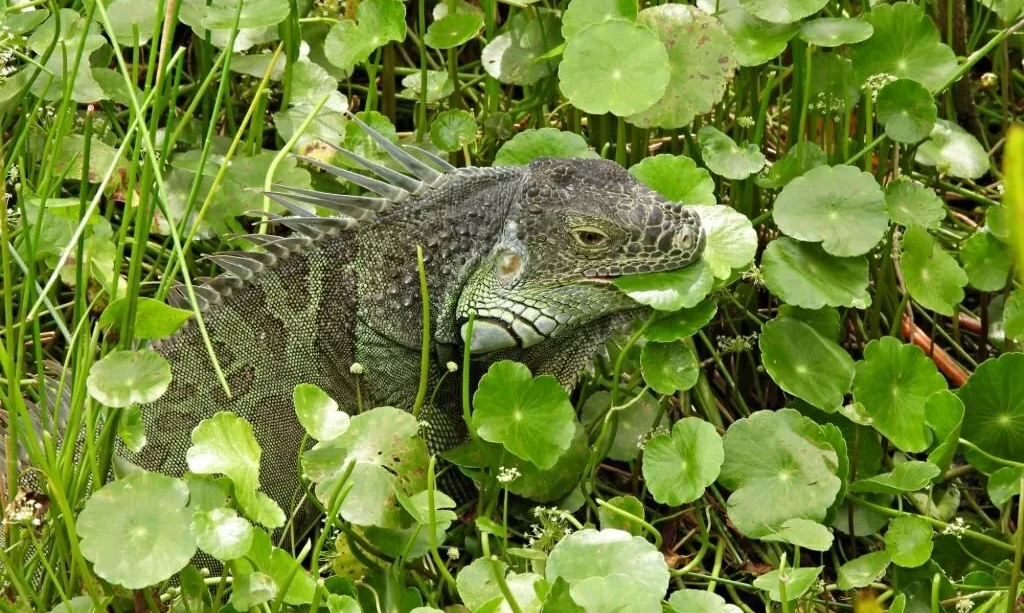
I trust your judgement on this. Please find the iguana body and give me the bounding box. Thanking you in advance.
[22,117,705,540]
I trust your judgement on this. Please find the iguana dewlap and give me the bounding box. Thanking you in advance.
[130,116,706,531]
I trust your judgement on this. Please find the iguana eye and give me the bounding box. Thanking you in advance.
[573,228,609,248]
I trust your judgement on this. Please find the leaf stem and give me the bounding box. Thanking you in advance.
[1005,477,1024,613]
[594,498,662,549]
[847,495,1015,552]
[481,533,524,613]
[427,456,459,595]
[413,245,432,418]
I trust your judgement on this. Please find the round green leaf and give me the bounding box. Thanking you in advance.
[430,109,477,153]
[759,317,855,412]
[645,301,718,342]
[774,165,887,257]
[558,19,670,116]
[43,598,96,613]
[739,0,826,24]
[641,341,699,395]
[760,518,834,552]
[753,566,823,602]
[482,11,563,86]
[915,119,990,179]
[980,0,1024,20]
[473,361,576,469]
[562,0,638,39]
[884,515,934,568]
[571,574,663,613]
[78,472,196,588]
[901,225,968,317]
[231,572,276,610]
[884,177,945,229]
[293,383,351,442]
[322,0,407,71]
[960,231,1011,292]
[118,405,146,453]
[694,205,758,279]
[99,297,192,339]
[424,13,483,49]
[668,589,743,613]
[87,349,172,408]
[102,0,159,45]
[457,558,542,613]
[925,390,965,473]
[643,417,723,505]
[985,204,1012,242]
[626,5,737,129]
[837,551,892,590]
[613,258,714,311]
[850,461,940,494]
[401,70,453,103]
[719,409,842,539]
[483,423,590,501]
[717,8,799,67]
[761,237,871,309]
[493,128,599,166]
[875,79,937,144]
[194,0,289,30]
[1004,289,1024,344]
[274,59,349,152]
[186,412,285,529]
[799,17,873,46]
[191,507,254,561]
[629,154,716,205]
[958,353,1024,463]
[756,141,828,189]
[598,495,647,535]
[987,467,1024,506]
[697,126,766,180]
[851,3,957,92]
[302,406,428,528]
[853,336,946,453]
[581,391,662,462]
[778,304,842,341]
[546,529,670,597]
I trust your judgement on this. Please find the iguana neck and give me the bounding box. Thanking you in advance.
[354,166,523,410]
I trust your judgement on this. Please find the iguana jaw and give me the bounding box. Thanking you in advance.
[457,273,650,354]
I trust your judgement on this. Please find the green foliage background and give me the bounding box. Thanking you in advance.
[1,0,1023,611]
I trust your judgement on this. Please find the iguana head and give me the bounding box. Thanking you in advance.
[459,157,705,354]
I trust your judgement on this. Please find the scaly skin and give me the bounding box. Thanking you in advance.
[125,155,705,539]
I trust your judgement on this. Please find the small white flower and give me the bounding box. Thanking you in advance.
[956,597,974,613]
[864,73,898,101]
[418,420,431,430]
[717,332,759,354]
[979,72,998,89]
[349,362,365,375]
[742,264,765,287]
[446,547,460,561]
[737,116,755,128]
[497,466,521,484]
[942,517,968,537]
[446,361,458,373]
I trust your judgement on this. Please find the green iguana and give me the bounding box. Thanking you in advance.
[10,115,706,540]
